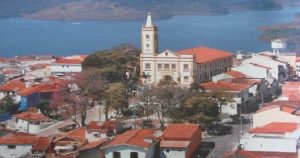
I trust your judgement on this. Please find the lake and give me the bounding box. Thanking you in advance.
[0,7,300,57]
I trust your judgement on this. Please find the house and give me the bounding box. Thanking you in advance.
[86,120,124,139]
[103,129,160,158]
[242,52,289,82]
[139,13,233,87]
[53,127,106,157]
[79,139,107,158]
[160,124,202,158]
[0,132,52,158]
[0,79,26,103]
[13,111,53,134]
[212,70,249,82]
[253,100,300,127]
[19,86,41,111]
[201,78,262,115]
[50,55,85,76]
[281,82,300,101]
[223,149,298,158]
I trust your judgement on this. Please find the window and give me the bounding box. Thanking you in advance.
[7,145,16,149]
[164,64,170,70]
[113,152,121,158]
[171,64,176,70]
[166,149,170,153]
[130,152,138,158]
[158,64,162,70]
[183,64,189,70]
[184,76,189,81]
[146,34,150,39]
[145,63,151,70]
[146,44,150,48]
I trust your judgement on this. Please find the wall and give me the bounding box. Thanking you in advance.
[105,144,157,158]
[253,107,300,127]
[232,64,268,79]
[0,144,32,158]
[240,135,298,153]
[160,148,186,158]
[50,64,82,74]
[20,93,39,111]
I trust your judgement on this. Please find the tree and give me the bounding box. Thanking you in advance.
[103,82,128,120]
[182,94,220,125]
[155,84,186,129]
[49,68,104,126]
[138,85,157,122]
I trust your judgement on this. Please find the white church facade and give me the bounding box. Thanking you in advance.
[140,13,234,87]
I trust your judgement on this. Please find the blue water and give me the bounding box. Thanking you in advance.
[0,7,300,57]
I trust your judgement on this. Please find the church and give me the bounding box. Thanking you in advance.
[140,13,234,87]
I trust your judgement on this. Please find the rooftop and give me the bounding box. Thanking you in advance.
[105,129,158,148]
[162,124,200,141]
[176,46,233,64]
[53,58,83,65]
[14,112,49,121]
[0,133,49,146]
[223,149,297,158]
[0,79,26,92]
[249,122,300,135]
[225,70,248,78]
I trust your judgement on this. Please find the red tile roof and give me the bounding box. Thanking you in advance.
[19,86,41,96]
[14,112,49,121]
[38,84,60,93]
[54,58,83,64]
[0,79,26,92]
[105,129,158,148]
[176,46,233,64]
[67,127,87,142]
[32,137,53,151]
[0,133,44,145]
[225,70,248,78]
[249,122,299,135]
[255,100,300,114]
[223,149,298,158]
[282,82,300,101]
[79,139,107,151]
[162,124,200,141]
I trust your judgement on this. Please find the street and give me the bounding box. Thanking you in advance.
[203,123,251,158]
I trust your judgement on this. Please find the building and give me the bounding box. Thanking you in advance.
[19,86,41,111]
[79,139,107,158]
[252,101,300,127]
[0,79,26,103]
[50,55,85,76]
[140,13,233,87]
[0,132,52,158]
[201,78,262,115]
[103,129,160,158]
[281,82,300,101]
[86,120,124,139]
[223,149,298,158]
[13,111,53,134]
[160,124,202,158]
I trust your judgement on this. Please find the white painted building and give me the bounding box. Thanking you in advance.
[104,129,159,158]
[50,56,85,75]
[240,122,300,153]
[253,101,300,128]
[13,112,53,134]
[242,52,289,82]
[140,13,233,87]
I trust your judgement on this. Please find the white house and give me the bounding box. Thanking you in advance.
[242,52,289,82]
[0,133,51,158]
[240,122,300,153]
[103,129,160,158]
[50,56,85,76]
[253,100,300,127]
[140,13,233,87]
[13,111,53,134]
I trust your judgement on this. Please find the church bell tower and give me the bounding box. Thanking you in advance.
[141,13,159,55]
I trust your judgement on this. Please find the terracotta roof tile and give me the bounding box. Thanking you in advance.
[249,122,299,135]
[0,133,39,145]
[162,124,200,141]
[14,112,49,121]
[225,70,248,78]
[0,79,26,92]
[54,59,83,64]
[160,140,190,148]
[67,127,87,142]
[32,137,53,151]
[79,139,107,151]
[105,129,157,148]
[176,46,233,64]
[19,86,41,96]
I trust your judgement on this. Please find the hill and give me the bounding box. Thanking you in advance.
[1,0,282,20]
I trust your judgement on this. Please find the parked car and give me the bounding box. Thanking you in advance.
[206,123,232,135]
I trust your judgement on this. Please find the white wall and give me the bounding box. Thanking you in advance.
[105,144,157,158]
[232,64,268,79]
[240,135,298,153]
[16,119,52,134]
[160,148,186,158]
[253,107,300,127]
[0,144,32,158]
[50,64,82,74]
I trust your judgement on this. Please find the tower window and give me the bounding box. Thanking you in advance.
[146,34,150,39]
[183,64,189,70]
[146,44,150,48]
[184,76,189,81]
